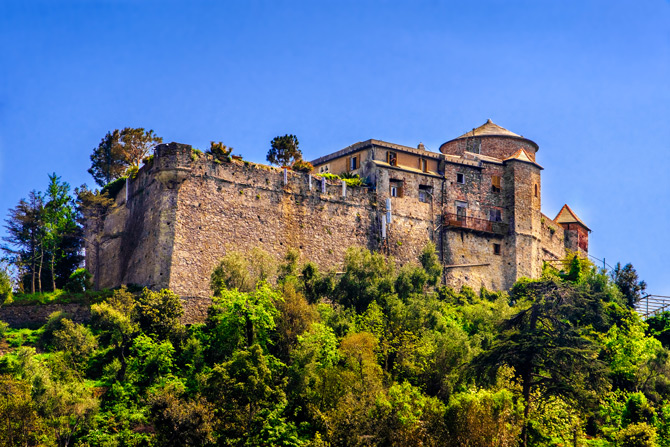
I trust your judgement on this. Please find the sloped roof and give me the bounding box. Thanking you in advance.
[456,119,523,139]
[554,204,590,231]
[503,148,543,169]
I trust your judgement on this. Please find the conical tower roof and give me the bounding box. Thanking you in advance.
[455,119,523,139]
[554,204,590,231]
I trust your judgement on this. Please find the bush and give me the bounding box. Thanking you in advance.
[0,269,12,304]
[0,320,8,339]
[291,159,313,172]
[64,268,93,293]
[208,141,232,162]
[616,422,657,447]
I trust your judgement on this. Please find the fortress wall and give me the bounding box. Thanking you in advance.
[540,217,567,263]
[86,164,178,291]
[168,157,382,299]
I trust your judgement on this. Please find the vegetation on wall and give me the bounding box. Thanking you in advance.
[0,245,665,447]
[267,134,302,167]
[88,128,163,187]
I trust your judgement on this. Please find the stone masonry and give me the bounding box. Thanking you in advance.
[86,120,590,317]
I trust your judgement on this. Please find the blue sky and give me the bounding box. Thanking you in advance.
[1,0,669,296]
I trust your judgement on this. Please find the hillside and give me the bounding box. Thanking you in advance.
[0,245,667,446]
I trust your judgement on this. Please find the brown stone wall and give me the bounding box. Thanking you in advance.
[168,158,381,299]
[0,303,91,328]
[440,136,538,162]
[87,140,587,318]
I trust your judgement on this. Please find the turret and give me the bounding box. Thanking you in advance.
[555,204,590,254]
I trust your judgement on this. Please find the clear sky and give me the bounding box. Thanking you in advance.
[1,0,668,296]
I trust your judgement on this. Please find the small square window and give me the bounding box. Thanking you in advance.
[387,151,398,166]
[491,175,501,193]
[390,180,403,198]
[456,173,465,184]
[418,185,432,203]
[489,209,502,222]
[493,243,501,255]
[466,138,481,154]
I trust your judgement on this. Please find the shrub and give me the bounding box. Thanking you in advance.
[208,141,232,162]
[291,159,313,172]
[616,422,657,447]
[0,320,8,339]
[0,269,12,304]
[64,268,93,293]
[101,176,128,198]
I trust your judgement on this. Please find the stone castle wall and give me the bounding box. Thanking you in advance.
[86,142,574,314]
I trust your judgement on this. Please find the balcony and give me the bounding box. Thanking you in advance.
[444,213,508,236]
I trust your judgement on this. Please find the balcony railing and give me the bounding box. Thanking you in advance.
[444,213,508,236]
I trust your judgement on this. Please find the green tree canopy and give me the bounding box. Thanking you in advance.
[88,127,162,187]
[266,134,302,167]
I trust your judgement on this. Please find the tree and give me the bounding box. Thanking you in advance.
[2,191,45,293]
[88,128,162,187]
[43,173,82,292]
[266,134,302,167]
[611,262,647,308]
[148,383,215,447]
[473,279,611,447]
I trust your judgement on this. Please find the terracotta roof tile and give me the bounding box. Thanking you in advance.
[455,119,523,139]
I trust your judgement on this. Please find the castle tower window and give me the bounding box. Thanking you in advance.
[348,155,359,171]
[489,209,502,222]
[455,200,467,221]
[466,137,481,154]
[456,173,465,184]
[492,175,501,193]
[420,158,427,172]
[493,243,501,255]
[390,180,404,198]
[418,185,432,203]
[387,151,398,166]
[534,184,538,198]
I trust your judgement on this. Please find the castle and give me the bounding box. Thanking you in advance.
[85,120,589,311]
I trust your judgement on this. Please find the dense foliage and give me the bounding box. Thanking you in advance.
[2,174,83,294]
[267,134,302,167]
[88,128,162,187]
[0,246,667,446]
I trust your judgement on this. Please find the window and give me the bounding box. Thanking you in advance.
[466,137,481,154]
[387,151,398,166]
[489,209,502,222]
[319,164,330,173]
[491,175,501,193]
[418,185,432,203]
[493,243,501,255]
[390,180,404,198]
[534,184,538,198]
[420,158,428,172]
[456,173,465,184]
[455,200,467,221]
[348,155,359,171]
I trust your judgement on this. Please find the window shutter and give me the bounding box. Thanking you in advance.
[492,176,501,188]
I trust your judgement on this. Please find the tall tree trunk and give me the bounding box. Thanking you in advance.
[50,249,56,292]
[37,245,43,293]
[30,234,36,294]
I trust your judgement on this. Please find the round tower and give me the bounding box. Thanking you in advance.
[439,119,539,161]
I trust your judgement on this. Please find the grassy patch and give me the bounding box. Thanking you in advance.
[5,289,113,307]
[4,326,44,348]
